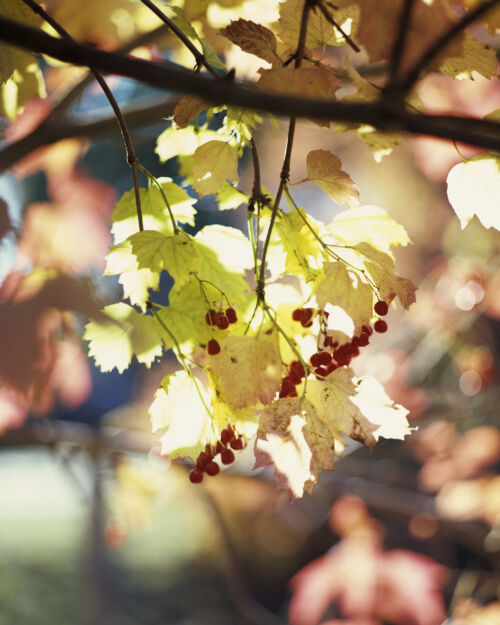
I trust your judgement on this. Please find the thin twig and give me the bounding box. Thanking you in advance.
[398,0,500,95]
[315,2,361,53]
[138,0,219,77]
[0,17,499,150]
[256,0,312,299]
[20,0,144,231]
[387,0,416,87]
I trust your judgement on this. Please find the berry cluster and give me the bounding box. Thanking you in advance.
[205,307,238,356]
[279,360,306,398]
[292,307,315,327]
[189,425,245,483]
[205,307,238,330]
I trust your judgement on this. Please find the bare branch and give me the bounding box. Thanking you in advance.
[0,17,499,151]
[387,0,416,86]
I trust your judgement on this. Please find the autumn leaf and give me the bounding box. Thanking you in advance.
[446,153,500,231]
[84,302,164,373]
[257,64,340,100]
[192,140,239,197]
[173,95,211,129]
[220,19,280,65]
[255,398,336,499]
[149,371,214,461]
[439,34,497,80]
[298,149,360,208]
[208,330,282,409]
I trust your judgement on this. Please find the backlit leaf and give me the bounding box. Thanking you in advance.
[84,302,164,373]
[220,19,280,64]
[155,125,220,163]
[300,149,359,208]
[193,140,239,197]
[149,371,214,461]
[173,95,211,129]
[439,34,497,80]
[446,153,500,231]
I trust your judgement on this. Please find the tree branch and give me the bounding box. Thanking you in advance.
[387,0,416,87]
[0,17,499,151]
[398,0,500,95]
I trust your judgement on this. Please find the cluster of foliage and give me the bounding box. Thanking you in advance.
[0,0,499,500]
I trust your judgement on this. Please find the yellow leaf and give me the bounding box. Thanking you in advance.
[84,303,164,373]
[173,95,211,129]
[439,34,497,80]
[208,330,282,409]
[257,63,340,99]
[300,149,359,208]
[278,0,359,49]
[155,125,220,162]
[149,371,214,461]
[192,140,239,197]
[446,153,500,231]
[220,19,280,65]
[255,397,336,499]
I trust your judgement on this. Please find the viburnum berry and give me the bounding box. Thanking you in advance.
[358,332,370,347]
[301,308,314,327]
[318,351,332,366]
[290,360,305,379]
[208,338,221,355]
[215,440,224,455]
[205,309,218,326]
[221,448,235,465]
[362,324,373,336]
[310,352,323,367]
[205,461,220,476]
[220,427,234,445]
[374,319,388,333]
[216,314,229,330]
[189,469,203,483]
[292,308,304,322]
[279,377,297,398]
[315,366,329,378]
[225,307,237,323]
[374,300,389,316]
[326,362,338,375]
[230,437,244,450]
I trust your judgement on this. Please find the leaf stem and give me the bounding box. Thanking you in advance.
[315,2,361,53]
[20,0,144,231]
[136,164,179,234]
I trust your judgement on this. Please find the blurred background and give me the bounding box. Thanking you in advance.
[0,2,499,624]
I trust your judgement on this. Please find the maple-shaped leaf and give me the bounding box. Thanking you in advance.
[353,0,463,72]
[173,95,211,129]
[315,262,373,333]
[155,125,221,163]
[275,208,324,283]
[351,375,411,443]
[258,64,340,100]
[297,149,360,208]
[221,107,262,148]
[255,397,336,499]
[208,329,281,409]
[355,242,417,310]
[446,153,500,231]
[105,231,196,310]
[149,371,214,461]
[220,19,280,65]
[111,179,196,245]
[327,204,411,253]
[209,374,259,439]
[278,0,359,49]
[439,34,497,80]
[192,140,239,197]
[84,302,164,373]
[318,368,378,449]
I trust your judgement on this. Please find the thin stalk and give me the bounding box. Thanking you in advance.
[21,0,144,231]
[137,164,179,234]
[138,0,219,77]
[387,0,415,86]
[315,2,360,53]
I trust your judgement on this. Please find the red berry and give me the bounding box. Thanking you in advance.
[362,324,373,336]
[290,361,305,379]
[205,309,217,326]
[374,300,389,316]
[359,333,369,347]
[215,441,224,455]
[206,461,220,476]
[189,469,203,483]
[196,451,211,471]
[310,352,323,367]
[220,428,233,445]
[352,336,361,348]
[208,339,221,355]
[292,308,304,322]
[217,314,229,330]
[301,308,314,327]
[221,448,235,465]
[289,370,302,385]
[303,320,313,328]
[279,377,296,398]
[318,351,332,366]
[374,319,388,333]
[326,362,338,375]
[230,437,244,450]
[226,307,237,323]
[315,366,329,378]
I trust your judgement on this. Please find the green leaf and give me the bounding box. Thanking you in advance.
[149,371,214,461]
[192,140,239,197]
[84,303,164,373]
[216,182,249,210]
[446,153,500,231]
[111,179,196,245]
[327,205,411,253]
